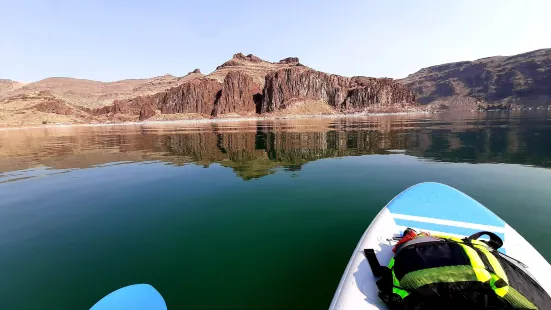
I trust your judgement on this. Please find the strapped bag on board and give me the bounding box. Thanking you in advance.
[364,229,551,310]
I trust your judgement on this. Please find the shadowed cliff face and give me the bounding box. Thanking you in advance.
[2,113,551,181]
[213,71,263,116]
[400,49,551,109]
[92,78,223,120]
[262,69,416,113]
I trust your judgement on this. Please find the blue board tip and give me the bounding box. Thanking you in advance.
[90,284,166,310]
[387,182,506,253]
[387,182,505,227]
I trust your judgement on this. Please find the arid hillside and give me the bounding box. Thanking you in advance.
[0,53,418,126]
[400,49,551,110]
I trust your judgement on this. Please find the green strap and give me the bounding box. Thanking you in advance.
[399,265,478,290]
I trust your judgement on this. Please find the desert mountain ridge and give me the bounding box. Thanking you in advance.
[399,48,551,110]
[0,53,417,126]
[0,73,200,108]
[0,79,26,97]
[2,48,550,127]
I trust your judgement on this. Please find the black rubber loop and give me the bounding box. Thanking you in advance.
[466,231,503,250]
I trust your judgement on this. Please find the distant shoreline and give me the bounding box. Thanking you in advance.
[0,111,431,131]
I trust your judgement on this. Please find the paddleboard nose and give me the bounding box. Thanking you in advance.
[90,284,166,310]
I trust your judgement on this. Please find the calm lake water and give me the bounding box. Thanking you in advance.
[1,112,551,310]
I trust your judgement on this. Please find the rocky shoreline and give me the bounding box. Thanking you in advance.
[0,110,430,130]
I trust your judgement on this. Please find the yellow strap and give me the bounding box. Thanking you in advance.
[471,240,509,297]
[458,243,492,282]
[435,235,492,282]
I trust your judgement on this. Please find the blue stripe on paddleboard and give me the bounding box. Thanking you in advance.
[394,218,505,241]
[387,183,505,227]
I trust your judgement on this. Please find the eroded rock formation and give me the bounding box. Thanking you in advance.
[158,78,222,115]
[93,78,222,120]
[213,71,263,116]
[277,57,300,64]
[90,53,418,121]
[261,67,416,113]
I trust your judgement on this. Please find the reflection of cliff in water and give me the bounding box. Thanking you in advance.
[406,113,551,167]
[1,113,550,180]
[152,128,413,179]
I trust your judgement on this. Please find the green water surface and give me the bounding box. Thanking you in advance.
[0,112,550,309]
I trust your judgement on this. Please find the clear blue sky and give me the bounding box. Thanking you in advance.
[1,0,550,82]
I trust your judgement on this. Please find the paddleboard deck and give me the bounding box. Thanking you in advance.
[329,182,551,310]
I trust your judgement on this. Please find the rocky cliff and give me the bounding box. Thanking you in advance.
[261,69,416,113]
[213,71,263,116]
[400,48,551,110]
[91,53,418,122]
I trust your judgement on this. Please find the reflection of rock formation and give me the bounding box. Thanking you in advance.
[404,113,551,166]
[147,129,414,179]
[0,120,418,179]
[1,114,551,180]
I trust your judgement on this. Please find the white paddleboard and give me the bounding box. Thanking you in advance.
[329,182,551,310]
